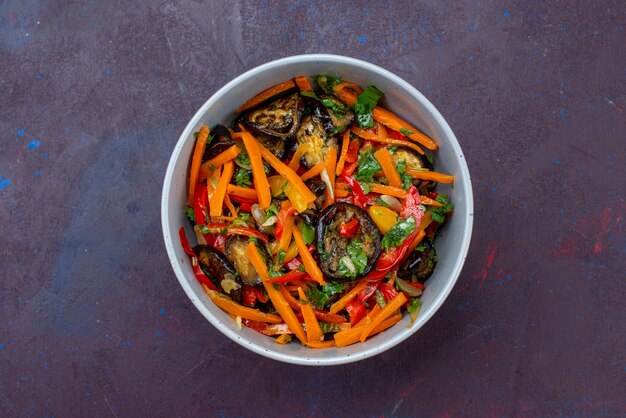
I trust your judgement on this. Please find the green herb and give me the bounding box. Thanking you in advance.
[319,322,344,333]
[388,146,398,154]
[300,91,318,99]
[237,150,251,167]
[427,194,453,223]
[193,131,199,139]
[317,239,329,261]
[277,249,286,265]
[426,155,435,166]
[199,225,210,234]
[375,197,390,208]
[313,74,343,94]
[321,98,348,117]
[220,227,228,234]
[415,243,427,252]
[407,298,423,325]
[338,240,368,278]
[354,85,383,128]
[359,181,372,195]
[231,213,251,227]
[355,148,382,183]
[298,222,315,245]
[297,264,306,272]
[399,128,415,137]
[234,168,252,187]
[305,281,346,309]
[374,290,387,308]
[265,204,279,218]
[268,265,283,278]
[395,160,413,190]
[248,236,258,243]
[381,217,416,249]
[185,205,195,222]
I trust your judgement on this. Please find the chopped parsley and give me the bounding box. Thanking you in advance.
[298,222,315,245]
[231,213,251,227]
[265,204,280,218]
[381,217,416,249]
[354,85,383,128]
[395,160,413,190]
[237,150,251,167]
[374,290,387,308]
[407,298,423,325]
[427,194,453,223]
[276,249,286,265]
[185,205,195,222]
[305,281,346,310]
[234,168,252,187]
[399,128,415,137]
[355,148,382,183]
[375,197,390,208]
[319,322,344,334]
[338,240,368,278]
[313,74,343,94]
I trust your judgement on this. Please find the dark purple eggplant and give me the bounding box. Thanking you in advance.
[241,93,303,139]
[203,124,234,160]
[397,238,438,283]
[224,236,270,286]
[195,245,241,302]
[294,115,329,168]
[304,178,326,210]
[316,203,381,281]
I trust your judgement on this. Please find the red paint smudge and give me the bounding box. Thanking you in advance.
[551,206,620,258]
[593,207,612,254]
[474,242,499,286]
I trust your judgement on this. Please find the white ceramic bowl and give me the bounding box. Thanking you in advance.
[161,54,473,366]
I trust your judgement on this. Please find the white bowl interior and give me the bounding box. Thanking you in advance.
[161,54,473,365]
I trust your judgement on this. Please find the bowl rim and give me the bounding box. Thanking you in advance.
[161,53,474,366]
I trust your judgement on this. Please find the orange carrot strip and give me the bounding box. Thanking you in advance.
[419,196,444,207]
[333,81,363,96]
[298,288,324,343]
[334,182,350,198]
[292,227,325,285]
[351,127,424,155]
[336,87,438,150]
[256,141,317,203]
[240,132,272,209]
[294,76,314,92]
[407,230,426,254]
[223,194,237,218]
[334,313,401,347]
[206,165,221,210]
[246,243,307,344]
[226,184,258,200]
[279,285,301,311]
[335,129,351,176]
[360,293,407,342]
[288,143,312,170]
[307,340,336,349]
[300,162,325,181]
[203,287,282,323]
[324,145,337,202]
[274,334,292,344]
[209,161,234,217]
[199,145,241,182]
[329,280,369,314]
[370,184,407,199]
[276,201,294,254]
[374,148,402,188]
[188,125,210,203]
[406,168,455,184]
[235,79,296,114]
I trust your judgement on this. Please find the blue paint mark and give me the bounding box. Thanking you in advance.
[85,392,91,397]
[0,343,4,349]
[586,274,593,281]
[159,307,166,315]
[44,155,48,160]
[503,11,510,17]
[155,331,163,337]
[559,108,566,115]
[565,285,572,292]
[299,31,305,40]
[35,73,41,80]
[28,140,41,149]
[434,37,442,45]
[559,208,564,214]
[559,80,564,89]
[17,129,25,137]
[520,343,527,349]
[553,159,561,166]
[581,395,590,403]
[34,170,40,177]
[490,186,497,193]
[505,275,512,281]
[0,177,10,190]
[359,35,366,43]
[103,67,112,76]
[124,340,132,347]
[468,54,476,61]
[607,168,614,174]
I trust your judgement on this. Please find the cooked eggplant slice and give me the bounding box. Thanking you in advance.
[316,203,381,281]
[390,146,433,171]
[255,133,287,160]
[295,115,329,168]
[304,178,326,210]
[241,93,303,139]
[318,94,355,134]
[224,236,269,286]
[397,238,438,283]
[195,245,241,301]
[203,124,234,160]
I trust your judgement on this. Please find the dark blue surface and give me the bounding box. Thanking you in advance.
[1,1,624,416]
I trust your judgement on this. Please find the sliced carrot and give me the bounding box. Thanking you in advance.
[188,125,210,204]
[360,293,407,342]
[206,166,221,210]
[418,211,433,232]
[240,132,271,209]
[324,145,337,202]
[294,76,313,92]
[199,145,241,182]
[292,226,325,285]
[419,196,444,207]
[298,287,324,343]
[203,286,282,323]
[276,201,294,254]
[246,242,307,344]
[279,285,301,311]
[336,86,438,150]
[334,182,350,198]
[235,79,296,114]
[370,184,407,199]
[405,168,455,184]
[209,161,234,217]
[333,81,363,96]
[374,148,402,188]
[335,129,351,176]
[334,313,401,347]
[351,127,424,155]
[227,184,258,200]
[300,162,325,181]
[223,194,237,218]
[288,143,312,171]
[256,141,317,203]
[274,334,292,344]
[307,340,336,349]
[407,230,426,254]
[329,280,369,314]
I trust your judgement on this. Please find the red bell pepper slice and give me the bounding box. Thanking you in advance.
[178,227,219,291]
[274,204,296,240]
[387,128,407,141]
[242,319,292,336]
[339,174,367,209]
[239,202,254,212]
[378,283,399,301]
[358,279,381,303]
[346,138,360,162]
[339,217,359,238]
[313,309,347,324]
[345,299,366,325]
[265,270,308,284]
[229,194,257,205]
[241,285,257,307]
[201,222,269,242]
[285,258,303,271]
[193,183,209,226]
